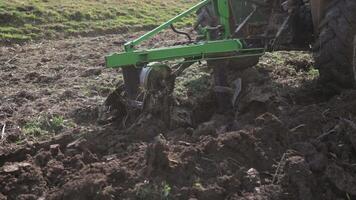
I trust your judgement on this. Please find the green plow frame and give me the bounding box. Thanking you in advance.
[104,0,266,127]
[105,0,265,69]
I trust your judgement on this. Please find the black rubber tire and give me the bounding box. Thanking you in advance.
[314,0,356,90]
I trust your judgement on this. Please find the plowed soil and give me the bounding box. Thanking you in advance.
[1,32,356,200]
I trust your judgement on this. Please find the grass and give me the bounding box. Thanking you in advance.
[23,120,45,137]
[22,115,65,140]
[307,68,319,78]
[174,62,211,101]
[135,180,172,200]
[0,0,199,44]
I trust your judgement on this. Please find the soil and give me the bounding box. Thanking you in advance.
[1,32,356,200]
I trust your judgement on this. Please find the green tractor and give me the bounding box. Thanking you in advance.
[104,0,356,127]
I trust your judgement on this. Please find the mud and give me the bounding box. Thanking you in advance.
[1,32,356,200]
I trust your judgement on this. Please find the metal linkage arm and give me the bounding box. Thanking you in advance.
[124,0,211,51]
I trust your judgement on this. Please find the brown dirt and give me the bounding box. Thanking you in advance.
[1,32,356,200]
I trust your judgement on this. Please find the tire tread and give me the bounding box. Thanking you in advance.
[314,0,356,88]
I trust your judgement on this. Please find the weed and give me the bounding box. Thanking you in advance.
[23,119,47,137]
[161,181,171,200]
[135,180,172,200]
[308,68,319,78]
[174,63,211,100]
[22,114,66,140]
[49,115,65,133]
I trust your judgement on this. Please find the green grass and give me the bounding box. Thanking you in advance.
[0,0,199,44]
[174,62,211,101]
[307,68,319,78]
[22,115,65,140]
[135,181,171,200]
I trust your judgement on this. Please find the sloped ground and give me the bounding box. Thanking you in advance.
[1,32,356,200]
[0,0,198,44]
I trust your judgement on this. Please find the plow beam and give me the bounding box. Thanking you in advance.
[106,39,264,68]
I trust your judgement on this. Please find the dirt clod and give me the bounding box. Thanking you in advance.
[145,135,170,176]
[326,163,356,196]
[2,162,31,173]
[80,68,102,77]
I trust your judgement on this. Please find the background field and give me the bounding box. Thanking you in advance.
[0,0,198,43]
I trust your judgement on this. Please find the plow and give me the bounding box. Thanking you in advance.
[2,1,356,199]
[105,0,356,127]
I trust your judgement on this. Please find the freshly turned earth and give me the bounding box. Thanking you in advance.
[1,31,356,200]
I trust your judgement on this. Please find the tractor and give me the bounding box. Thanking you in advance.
[104,0,356,127]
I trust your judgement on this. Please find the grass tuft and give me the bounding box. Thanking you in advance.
[22,115,66,140]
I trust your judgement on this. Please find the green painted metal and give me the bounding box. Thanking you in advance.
[107,39,246,68]
[124,0,211,51]
[106,0,265,70]
[215,0,231,38]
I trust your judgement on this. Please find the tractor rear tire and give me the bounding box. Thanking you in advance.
[314,0,356,90]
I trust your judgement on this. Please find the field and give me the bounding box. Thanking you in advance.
[0,0,198,43]
[1,0,356,200]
